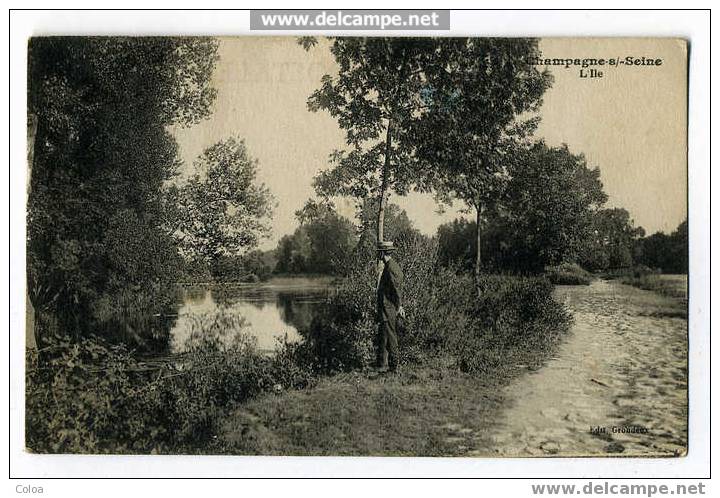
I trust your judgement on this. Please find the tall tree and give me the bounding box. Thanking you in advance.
[174,137,273,270]
[303,37,440,277]
[296,200,358,274]
[497,142,608,271]
[581,208,646,270]
[415,38,553,283]
[637,219,688,273]
[27,37,218,342]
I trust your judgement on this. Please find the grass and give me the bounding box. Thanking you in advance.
[599,265,656,280]
[212,359,505,456]
[210,332,564,456]
[620,274,687,301]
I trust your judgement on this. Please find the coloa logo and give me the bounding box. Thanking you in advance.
[15,485,44,494]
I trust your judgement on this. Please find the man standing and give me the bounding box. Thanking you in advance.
[376,241,404,373]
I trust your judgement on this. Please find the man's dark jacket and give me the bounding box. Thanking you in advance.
[377,258,404,322]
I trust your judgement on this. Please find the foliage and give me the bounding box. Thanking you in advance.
[300,231,571,376]
[414,38,553,275]
[580,208,646,271]
[637,219,688,274]
[209,249,276,282]
[489,142,607,272]
[275,200,357,275]
[181,259,214,284]
[436,218,477,272]
[417,39,552,205]
[173,137,273,269]
[436,141,607,274]
[435,142,645,275]
[297,259,377,374]
[274,199,419,276]
[27,37,219,345]
[26,310,314,454]
[619,274,687,301]
[544,263,594,286]
[450,275,572,375]
[240,249,277,281]
[307,38,441,201]
[353,199,422,259]
[275,231,312,274]
[27,334,178,453]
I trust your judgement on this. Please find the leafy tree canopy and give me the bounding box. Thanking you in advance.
[174,137,273,267]
[27,37,219,339]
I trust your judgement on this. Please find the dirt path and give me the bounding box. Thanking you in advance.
[478,279,688,457]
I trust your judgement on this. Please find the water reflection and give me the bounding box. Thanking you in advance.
[97,311,177,355]
[170,278,334,353]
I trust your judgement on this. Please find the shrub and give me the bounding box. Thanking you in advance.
[26,309,315,454]
[298,259,377,374]
[300,232,572,377]
[299,233,441,373]
[451,275,572,375]
[545,263,594,285]
[26,334,174,453]
[404,266,475,356]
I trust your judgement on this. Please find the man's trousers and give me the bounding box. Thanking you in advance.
[377,318,399,370]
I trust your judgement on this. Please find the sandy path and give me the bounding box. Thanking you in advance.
[478,279,687,457]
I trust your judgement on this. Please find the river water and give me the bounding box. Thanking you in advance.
[170,277,335,353]
[480,276,688,457]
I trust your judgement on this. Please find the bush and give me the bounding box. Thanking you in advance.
[300,233,572,377]
[299,232,441,373]
[545,263,594,285]
[297,259,377,374]
[451,275,572,375]
[26,309,314,454]
[27,334,175,453]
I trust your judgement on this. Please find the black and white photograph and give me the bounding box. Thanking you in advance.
[22,34,691,458]
[8,8,712,488]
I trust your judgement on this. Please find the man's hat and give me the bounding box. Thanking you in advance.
[377,241,396,252]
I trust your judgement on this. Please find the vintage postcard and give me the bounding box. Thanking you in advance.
[24,35,688,459]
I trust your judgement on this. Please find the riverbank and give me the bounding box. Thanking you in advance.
[22,270,573,455]
[209,293,570,457]
[210,278,687,456]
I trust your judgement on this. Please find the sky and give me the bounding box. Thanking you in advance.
[173,37,687,251]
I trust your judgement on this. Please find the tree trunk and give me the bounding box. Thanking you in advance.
[474,204,483,291]
[376,118,393,284]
